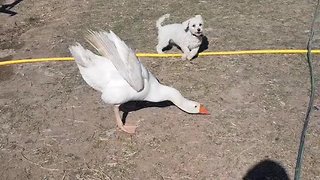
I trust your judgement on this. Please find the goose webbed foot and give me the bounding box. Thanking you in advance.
[113,105,137,134]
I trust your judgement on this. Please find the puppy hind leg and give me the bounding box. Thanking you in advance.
[156,40,169,54]
[156,45,164,54]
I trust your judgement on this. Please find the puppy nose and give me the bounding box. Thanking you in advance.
[197,28,201,32]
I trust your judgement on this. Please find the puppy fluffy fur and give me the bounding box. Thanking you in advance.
[156,14,204,60]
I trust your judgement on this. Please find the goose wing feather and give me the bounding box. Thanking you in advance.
[85,30,144,92]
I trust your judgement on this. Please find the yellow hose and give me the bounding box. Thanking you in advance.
[1,49,319,66]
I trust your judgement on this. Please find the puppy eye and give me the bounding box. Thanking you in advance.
[192,24,196,27]
[199,23,202,26]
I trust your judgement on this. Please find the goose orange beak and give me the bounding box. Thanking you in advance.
[199,104,209,115]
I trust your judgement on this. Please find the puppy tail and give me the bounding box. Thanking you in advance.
[156,14,170,29]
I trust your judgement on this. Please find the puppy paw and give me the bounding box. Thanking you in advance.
[181,54,188,60]
[156,46,165,54]
[186,55,195,60]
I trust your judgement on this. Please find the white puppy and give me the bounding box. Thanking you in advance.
[156,14,204,60]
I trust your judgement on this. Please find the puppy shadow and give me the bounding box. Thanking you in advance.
[0,0,24,16]
[243,159,290,180]
[198,35,209,53]
[119,101,173,124]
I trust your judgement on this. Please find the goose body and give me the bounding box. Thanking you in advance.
[69,30,208,133]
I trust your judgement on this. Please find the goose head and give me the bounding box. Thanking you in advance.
[179,99,209,115]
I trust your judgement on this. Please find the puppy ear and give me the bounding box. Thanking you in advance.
[182,20,189,32]
[195,15,203,21]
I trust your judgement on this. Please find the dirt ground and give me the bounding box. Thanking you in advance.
[1,0,320,179]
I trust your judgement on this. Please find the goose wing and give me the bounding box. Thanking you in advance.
[86,30,144,92]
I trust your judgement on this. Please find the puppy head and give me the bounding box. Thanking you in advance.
[182,15,203,37]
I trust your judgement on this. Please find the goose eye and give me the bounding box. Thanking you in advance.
[192,24,196,27]
[194,105,198,108]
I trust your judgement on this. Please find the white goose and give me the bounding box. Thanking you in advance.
[69,30,209,134]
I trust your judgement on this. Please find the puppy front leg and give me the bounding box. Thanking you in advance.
[181,46,190,60]
[187,47,199,60]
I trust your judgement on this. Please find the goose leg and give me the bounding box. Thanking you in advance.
[113,105,137,134]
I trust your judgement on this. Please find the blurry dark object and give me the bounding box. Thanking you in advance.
[0,0,23,16]
[243,159,290,180]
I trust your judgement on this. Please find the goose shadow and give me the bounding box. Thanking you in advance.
[119,100,173,124]
[0,0,24,16]
[243,159,290,180]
